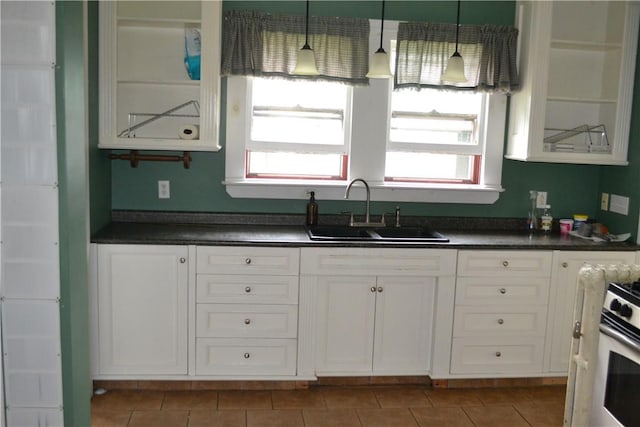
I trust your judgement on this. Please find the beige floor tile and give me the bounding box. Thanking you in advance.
[91,409,132,427]
[357,408,419,426]
[271,389,326,409]
[163,390,218,410]
[217,390,272,410]
[525,385,567,402]
[302,409,361,427]
[321,387,380,409]
[373,387,432,408]
[128,409,189,427]
[411,407,474,427]
[463,404,530,427]
[424,389,483,407]
[187,409,246,427]
[514,401,565,426]
[91,390,165,411]
[246,409,304,426]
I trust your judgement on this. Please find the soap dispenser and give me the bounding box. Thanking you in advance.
[306,191,318,226]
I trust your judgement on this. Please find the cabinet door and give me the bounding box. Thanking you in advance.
[314,276,376,374]
[373,276,436,374]
[97,244,188,375]
[546,251,636,372]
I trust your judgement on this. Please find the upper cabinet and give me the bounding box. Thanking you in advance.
[506,1,640,165]
[99,1,221,151]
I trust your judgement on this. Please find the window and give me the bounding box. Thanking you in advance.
[225,20,506,203]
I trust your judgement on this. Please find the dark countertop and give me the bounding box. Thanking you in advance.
[92,218,640,251]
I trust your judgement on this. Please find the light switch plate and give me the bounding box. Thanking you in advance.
[536,191,547,209]
[601,193,609,211]
[609,194,629,215]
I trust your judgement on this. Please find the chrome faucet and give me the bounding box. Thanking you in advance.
[344,178,385,227]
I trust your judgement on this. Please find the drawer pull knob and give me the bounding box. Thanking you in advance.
[498,318,504,325]
[499,288,507,294]
[495,351,502,357]
[179,257,186,263]
[371,287,377,293]
[377,287,384,293]
[244,353,251,359]
[245,286,252,293]
[562,262,568,268]
[244,318,251,325]
[245,258,252,265]
[502,261,509,267]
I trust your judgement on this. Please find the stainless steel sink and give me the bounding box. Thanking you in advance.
[305,225,448,242]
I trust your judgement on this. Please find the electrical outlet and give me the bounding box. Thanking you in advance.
[610,194,629,215]
[536,191,547,209]
[158,180,170,199]
[601,192,609,211]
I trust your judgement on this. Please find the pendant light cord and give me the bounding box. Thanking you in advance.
[454,0,460,52]
[378,0,385,51]
[304,0,311,48]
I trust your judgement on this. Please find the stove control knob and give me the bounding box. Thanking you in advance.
[610,299,622,312]
[620,304,633,319]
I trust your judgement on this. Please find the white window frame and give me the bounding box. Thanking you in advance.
[224,20,506,204]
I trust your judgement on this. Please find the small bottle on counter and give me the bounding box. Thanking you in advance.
[306,191,318,226]
[541,204,553,233]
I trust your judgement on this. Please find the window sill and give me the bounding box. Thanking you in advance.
[224,179,504,204]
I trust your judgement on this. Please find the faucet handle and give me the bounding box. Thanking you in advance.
[341,211,355,226]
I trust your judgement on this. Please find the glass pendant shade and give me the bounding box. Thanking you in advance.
[366,48,392,78]
[293,45,319,75]
[442,51,467,83]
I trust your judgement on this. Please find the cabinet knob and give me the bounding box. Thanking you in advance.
[377,287,383,293]
[499,288,507,294]
[245,286,252,293]
[562,262,568,268]
[244,318,251,325]
[371,287,377,293]
[179,257,186,263]
[495,351,502,357]
[244,353,251,359]
[245,257,252,265]
[502,261,509,267]
[498,318,504,325]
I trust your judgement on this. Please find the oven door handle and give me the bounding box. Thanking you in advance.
[600,323,640,353]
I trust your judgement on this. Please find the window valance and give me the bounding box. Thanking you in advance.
[395,22,519,93]
[222,10,370,85]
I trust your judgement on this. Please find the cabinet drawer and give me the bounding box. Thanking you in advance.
[453,306,547,337]
[197,247,300,275]
[450,337,544,374]
[195,338,297,375]
[197,275,298,304]
[197,304,297,338]
[300,248,456,276]
[457,250,552,277]
[455,277,550,306]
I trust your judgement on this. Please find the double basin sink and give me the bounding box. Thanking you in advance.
[306,225,449,242]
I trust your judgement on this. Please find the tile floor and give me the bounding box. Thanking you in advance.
[91,384,566,426]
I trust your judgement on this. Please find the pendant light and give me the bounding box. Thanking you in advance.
[442,0,467,83]
[293,0,319,75]
[366,0,392,79]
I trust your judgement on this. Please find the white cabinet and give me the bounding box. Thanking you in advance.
[194,246,300,376]
[301,248,456,376]
[94,244,189,376]
[451,251,552,375]
[506,1,639,164]
[99,1,221,151]
[545,250,636,373]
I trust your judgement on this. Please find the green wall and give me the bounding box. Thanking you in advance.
[107,0,610,229]
[56,1,92,425]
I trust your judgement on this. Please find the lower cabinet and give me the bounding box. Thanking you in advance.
[451,250,553,376]
[301,248,457,376]
[93,244,188,376]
